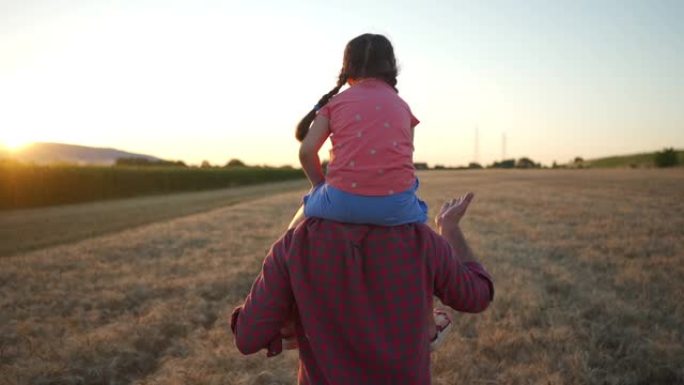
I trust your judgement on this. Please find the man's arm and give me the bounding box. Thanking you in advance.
[231,231,294,356]
[441,225,476,263]
[433,194,494,312]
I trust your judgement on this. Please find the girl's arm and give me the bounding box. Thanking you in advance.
[299,115,330,187]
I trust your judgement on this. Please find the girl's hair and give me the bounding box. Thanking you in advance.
[295,33,399,142]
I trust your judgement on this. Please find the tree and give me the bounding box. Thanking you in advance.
[115,158,187,167]
[489,159,515,169]
[515,157,540,169]
[201,160,212,168]
[573,156,585,169]
[467,162,482,169]
[116,157,152,166]
[654,148,678,168]
[226,158,246,167]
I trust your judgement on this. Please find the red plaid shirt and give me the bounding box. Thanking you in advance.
[231,218,494,385]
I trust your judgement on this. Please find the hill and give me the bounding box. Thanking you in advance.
[2,142,161,165]
[584,149,684,168]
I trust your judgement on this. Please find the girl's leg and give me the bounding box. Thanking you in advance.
[430,309,452,351]
[288,205,307,230]
[289,182,326,230]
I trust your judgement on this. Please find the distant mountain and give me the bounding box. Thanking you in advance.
[4,142,162,165]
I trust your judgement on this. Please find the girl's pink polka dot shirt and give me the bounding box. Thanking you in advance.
[317,78,420,196]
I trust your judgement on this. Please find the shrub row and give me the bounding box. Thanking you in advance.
[0,163,304,210]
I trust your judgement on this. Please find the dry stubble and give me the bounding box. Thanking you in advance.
[1,169,683,385]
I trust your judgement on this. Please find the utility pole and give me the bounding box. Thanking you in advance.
[502,132,507,161]
[474,126,479,164]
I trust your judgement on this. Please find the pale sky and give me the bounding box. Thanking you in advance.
[1,0,683,167]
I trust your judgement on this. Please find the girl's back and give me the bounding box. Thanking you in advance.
[292,33,427,226]
[319,78,419,196]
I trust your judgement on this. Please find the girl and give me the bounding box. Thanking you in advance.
[288,33,451,350]
[290,33,427,228]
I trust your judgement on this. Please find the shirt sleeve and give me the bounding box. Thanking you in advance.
[432,235,494,313]
[317,101,332,119]
[231,231,295,356]
[409,109,420,128]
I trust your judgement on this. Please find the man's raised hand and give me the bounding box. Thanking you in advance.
[435,192,474,235]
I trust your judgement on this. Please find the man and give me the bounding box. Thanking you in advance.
[231,193,494,384]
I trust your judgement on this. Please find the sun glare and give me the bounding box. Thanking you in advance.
[1,135,33,152]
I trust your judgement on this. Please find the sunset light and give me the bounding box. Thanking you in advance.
[1,1,681,167]
[1,133,33,151]
[0,2,682,384]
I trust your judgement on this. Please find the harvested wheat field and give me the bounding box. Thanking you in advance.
[1,169,683,385]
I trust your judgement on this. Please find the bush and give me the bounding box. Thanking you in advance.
[654,148,678,168]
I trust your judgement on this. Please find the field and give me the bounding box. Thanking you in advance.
[1,169,683,385]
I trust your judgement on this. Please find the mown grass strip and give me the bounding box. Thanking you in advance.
[0,179,308,257]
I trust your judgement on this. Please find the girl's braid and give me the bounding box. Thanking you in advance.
[295,71,348,142]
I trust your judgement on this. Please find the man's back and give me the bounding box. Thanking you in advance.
[232,218,493,385]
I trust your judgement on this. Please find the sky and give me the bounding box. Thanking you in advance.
[0,0,682,167]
